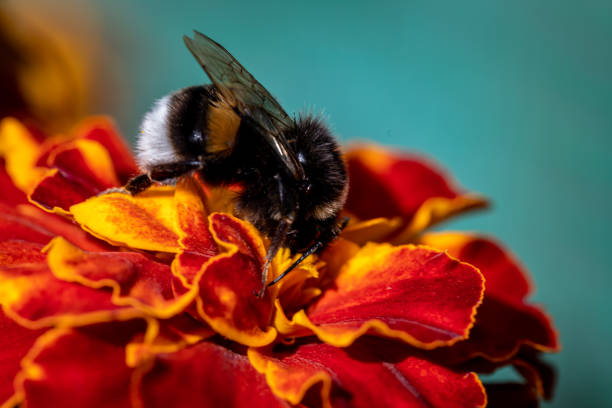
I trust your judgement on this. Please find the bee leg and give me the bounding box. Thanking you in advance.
[124,161,203,195]
[148,161,202,181]
[125,174,153,195]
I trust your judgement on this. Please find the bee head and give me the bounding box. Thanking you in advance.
[287,115,348,223]
[234,115,347,252]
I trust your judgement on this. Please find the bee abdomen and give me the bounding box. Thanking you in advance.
[136,94,179,172]
[136,85,242,175]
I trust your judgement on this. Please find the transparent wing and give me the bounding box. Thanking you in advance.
[183,31,304,180]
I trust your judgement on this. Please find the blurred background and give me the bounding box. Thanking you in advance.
[2,0,610,406]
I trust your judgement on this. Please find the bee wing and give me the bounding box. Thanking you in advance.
[183,31,304,181]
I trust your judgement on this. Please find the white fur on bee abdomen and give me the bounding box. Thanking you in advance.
[135,95,181,172]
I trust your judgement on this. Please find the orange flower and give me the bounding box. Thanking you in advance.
[0,2,120,133]
[0,116,559,407]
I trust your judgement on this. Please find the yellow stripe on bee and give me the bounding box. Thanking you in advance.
[206,102,241,153]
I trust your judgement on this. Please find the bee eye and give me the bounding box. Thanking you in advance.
[191,129,204,144]
[297,152,307,164]
[301,182,312,195]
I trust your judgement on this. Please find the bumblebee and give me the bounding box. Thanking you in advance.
[127,31,348,296]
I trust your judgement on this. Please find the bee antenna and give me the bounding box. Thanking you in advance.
[267,241,323,289]
[267,217,349,289]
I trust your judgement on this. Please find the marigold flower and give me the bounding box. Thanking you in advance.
[0,116,559,407]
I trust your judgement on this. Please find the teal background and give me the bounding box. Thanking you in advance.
[91,1,611,406]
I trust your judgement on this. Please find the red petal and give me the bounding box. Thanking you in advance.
[18,321,147,408]
[16,205,113,252]
[137,341,289,408]
[0,158,28,205]
[175,178,216,256]
[512,355,556,401]
[69,187,180,252]
[126,315,214,368]
[0,311,44,406]
[346,146,457,219]
[0,240,46,265]
[443,298,559,362]
[317,237,360,287]
[0,204,55,244]
[461,352,556,404]
[422,233,531,302]
[195,213,276,347]
[343,146,487,244]
[0,241,137,328]
[29,168,99,213]
[30,139,121,212]
[46,237,193,318]
[0,199,112,251]
[421,233,560,362]
[249,340,487,408]
[346,145,485,214]
[280,243,484,348]
[172,177,219,284]
[74,117,139,183]
[341,216,403,245]
[46,140,120,190]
